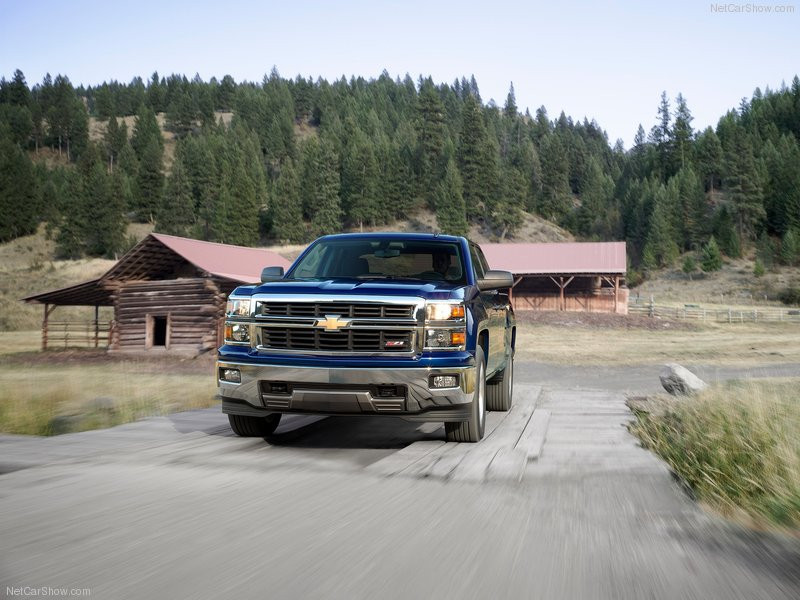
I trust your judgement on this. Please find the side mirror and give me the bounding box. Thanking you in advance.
[477,270,514,291]
[261,266,285,282]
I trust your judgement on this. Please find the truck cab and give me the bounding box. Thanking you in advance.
[217,233,515,442]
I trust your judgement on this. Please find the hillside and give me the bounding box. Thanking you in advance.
[631,251,800,308]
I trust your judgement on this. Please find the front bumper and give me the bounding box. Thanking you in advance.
[217,360,476,422]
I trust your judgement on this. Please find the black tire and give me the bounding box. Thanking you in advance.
[486,354,513,411]
[445,346,486,443]
[228,413,281,437]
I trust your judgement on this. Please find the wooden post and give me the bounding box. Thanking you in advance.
[42,303,50,351]
[559,277,565,311]
[613,276,619,314]
[94,305,99,348]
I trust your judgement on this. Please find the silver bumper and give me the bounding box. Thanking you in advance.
[217,360,475,421]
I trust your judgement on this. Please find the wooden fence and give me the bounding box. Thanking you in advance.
[627,302,800,323]
[45,321,112,349]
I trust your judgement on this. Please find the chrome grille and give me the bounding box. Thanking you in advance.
[258,301,414,319]
[260,328,413,353]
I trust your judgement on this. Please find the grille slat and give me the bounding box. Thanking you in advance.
[259,301,414,319]
[260,327,412,353]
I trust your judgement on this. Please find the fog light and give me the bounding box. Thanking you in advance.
[220,368,241,383]
[431,375,459,388]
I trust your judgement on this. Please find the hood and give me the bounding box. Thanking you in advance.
[245,278,467,301]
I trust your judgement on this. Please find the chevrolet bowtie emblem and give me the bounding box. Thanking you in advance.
[315,314,352,331]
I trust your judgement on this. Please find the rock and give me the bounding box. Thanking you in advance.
[660,363,707,396]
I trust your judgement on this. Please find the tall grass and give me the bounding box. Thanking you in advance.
[631,379,800,529]
[0,364,217,435]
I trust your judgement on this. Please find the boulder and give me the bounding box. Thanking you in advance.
[660,363,707,396]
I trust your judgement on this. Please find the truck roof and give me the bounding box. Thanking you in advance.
[316,232,465,243]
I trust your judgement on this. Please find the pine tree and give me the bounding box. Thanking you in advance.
[642,184,679,268]
[340,129,379,229]
[672,166,706,249]
[309,139,342,236]
[157,157,195,236]
[85,161,124,256]
[0,136,38,241]
[671,93,694,171]
[130,104,163,156]
[55,170,89,258]
[781,229,800,266]
[701,236,723,272]
[712,205,741,258]
[762,135,800,235]
[166,91,197,137]
[134,136,165,222]
[103,116,128,172]
[538,133,572,221]
[503,82,517,119]
[576,157,614,238]
[694,127,723,192]
[723,127,764,242]
[682,255,697,280]
[648,91,671,179]
[415,80,446,208]
[435,158,469,237]
[271,160,305,243]
[458,94,498,219]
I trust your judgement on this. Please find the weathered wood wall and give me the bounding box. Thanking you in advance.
[111,278,226,353]
[512,288,629,314]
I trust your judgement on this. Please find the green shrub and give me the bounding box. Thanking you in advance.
[631,380,800,529]
[778,287,800,306]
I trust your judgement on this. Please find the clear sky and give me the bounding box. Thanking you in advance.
[1,0,798,146]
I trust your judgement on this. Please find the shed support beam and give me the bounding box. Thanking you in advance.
[548,276,574,311]
[42,303,56,351]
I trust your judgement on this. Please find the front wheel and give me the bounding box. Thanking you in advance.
[228,413,281,437]
[445,346,486,442]
[487,354,513,411]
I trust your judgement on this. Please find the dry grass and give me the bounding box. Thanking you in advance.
[0,359,217,436]
[630,379,800,529]
[515,318,800,366]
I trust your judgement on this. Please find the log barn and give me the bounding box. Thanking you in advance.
[481,242,628,314]
[24,233,291,354]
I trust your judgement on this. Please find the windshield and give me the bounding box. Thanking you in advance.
[288,239,467,284]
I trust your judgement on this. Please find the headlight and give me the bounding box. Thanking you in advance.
[425,302,465,321]
[224,323,250,344]
[424,302,466,350]
[226,297,251,317]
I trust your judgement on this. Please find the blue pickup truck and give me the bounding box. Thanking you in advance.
[216,232,516,442]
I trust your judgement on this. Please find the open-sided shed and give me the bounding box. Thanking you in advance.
[23,234,291,353]
[481,241,628,314]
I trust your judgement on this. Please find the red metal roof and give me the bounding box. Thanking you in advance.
[150,233,292,283]
[481,242,626,275]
